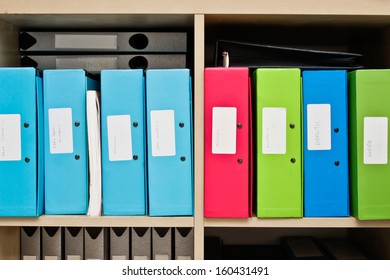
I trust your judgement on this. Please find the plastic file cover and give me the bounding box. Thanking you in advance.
[101,70,146,215]
[19,31,187,53]
[146,69,193,216]
[302,70,349,217]
[215,40,363,70]
[349,70,390,219]
[20,54,187,74]
[0,68,43,217]
[204,67,251,218]
[43,69,99,214]
[253,68,302,217]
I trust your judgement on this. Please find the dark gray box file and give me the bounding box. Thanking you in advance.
[110,227,130,260]
[21,54,186,73]
[85,227,108,260]
[131,227,151,260]
[64,227,84,260]
[174,228,194,260]
[152,228,172,260]
[42,227,62,260]
[20,32,187,53]
[21,227,41,260]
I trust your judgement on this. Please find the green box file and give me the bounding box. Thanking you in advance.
[253,68,302,217]
[349,70,390,220]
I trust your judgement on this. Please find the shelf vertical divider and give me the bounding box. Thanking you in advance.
[194,13,205,260]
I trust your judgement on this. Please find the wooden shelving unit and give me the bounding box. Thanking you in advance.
[1,0,390,260]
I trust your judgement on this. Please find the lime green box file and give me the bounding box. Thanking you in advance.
[349,70,390,220]
[253,68,302,217]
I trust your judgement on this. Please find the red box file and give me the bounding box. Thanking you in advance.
[204,67,252,218]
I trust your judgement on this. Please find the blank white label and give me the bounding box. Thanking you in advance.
[56,57,118,72]
[23,255,37,260]
[107,115,133,161]
[67,255,81,260]
[44,256,58,260]
[151,110,176,157]
[262,108,286,154]
[155,254,169,260]
[212,107,237,154]
[177,256,192,260]
[0,114,21,161]
[307,104,331,150]
[364,117,388,164]
[112,255,127,260]
[133,256,148,260]
[48,108,74,154]
[55,34,118,50]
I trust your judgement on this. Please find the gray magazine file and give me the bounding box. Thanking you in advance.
[152,228,172,260]
[174,228,194,260]
[20,32,187,53]
[131,227,151,260]
[21,54,186,73]
[84,227,108,260]
[64,227,84,260]
[110,227,130,260]
[21,227,41,260]
[42,227,62,260]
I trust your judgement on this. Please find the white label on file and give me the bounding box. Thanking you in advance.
[55,34,118,50]
[107,115,133,161]
[23,255,37,260]
[262,108,287,154]
[0,114,21,161]
[112,255,127,260]
[155,254,169,260]
[44,256,58,260]
[56,57,118,72]
[133,255,148,260]
[307,104,331,150]
[177,256,192,260]
[48,108,74,154]
[212,107,237,154]
[150,110,176,157]
[67,255,81,260]
[364,117,388,164]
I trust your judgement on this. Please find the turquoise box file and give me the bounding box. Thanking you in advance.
[146,69,193,216]
[302,70,349,217]
[0,67,44,216]
[101,70,147,215]
[43,69,99,214]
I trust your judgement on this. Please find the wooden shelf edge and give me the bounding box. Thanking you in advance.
[204,217,390,228]
[0,215,194,227]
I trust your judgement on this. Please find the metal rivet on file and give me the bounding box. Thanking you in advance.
[290,158,296,163]
[133,122,138,127]
[334,128,339,133]
[334,161,340,166]
[75,122,80,127]
[237,123,243,129]
[25,157,30,163]
[179,122,185,128]
[24,123,29,128]
[289,123,295,129]
[237,158,243,164]
[133,155,138,160]
[180,156,186,162]
[75,155,80,160]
